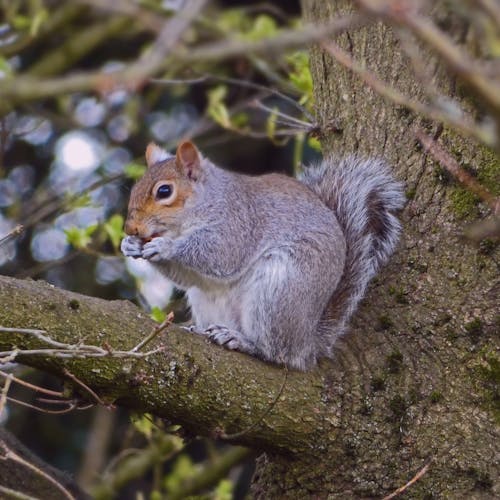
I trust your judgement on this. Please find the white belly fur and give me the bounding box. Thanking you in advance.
[187,285,241,330]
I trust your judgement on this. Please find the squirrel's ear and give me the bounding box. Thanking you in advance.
[145,143,172,168]
[176,140,201,180]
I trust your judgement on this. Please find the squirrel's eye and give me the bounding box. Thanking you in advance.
[156,184,173,199]
[153,180,177,206]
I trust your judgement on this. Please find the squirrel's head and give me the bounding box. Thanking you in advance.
[124,140,202,240]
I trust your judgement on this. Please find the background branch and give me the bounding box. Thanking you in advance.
[0,13,365,103]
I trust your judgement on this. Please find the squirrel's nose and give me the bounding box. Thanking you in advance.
[124,218,138,236]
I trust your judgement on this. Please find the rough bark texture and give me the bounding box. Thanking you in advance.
[251,1,499,498]
[0,2,498,498]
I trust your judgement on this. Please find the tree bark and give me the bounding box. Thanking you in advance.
[254,0,500,497]
[0,1,498,498]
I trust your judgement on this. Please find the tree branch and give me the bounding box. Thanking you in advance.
[0,13,366,103]
[0,274,335,455]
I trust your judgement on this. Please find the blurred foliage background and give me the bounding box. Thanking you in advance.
[0,0,322,497]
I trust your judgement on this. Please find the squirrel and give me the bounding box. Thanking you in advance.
[121,140,405,370]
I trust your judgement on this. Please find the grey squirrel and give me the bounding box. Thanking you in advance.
[121,141,405,370]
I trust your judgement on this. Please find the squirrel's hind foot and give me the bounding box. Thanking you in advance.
[185,324,257,354]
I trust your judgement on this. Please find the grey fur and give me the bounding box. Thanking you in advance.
[121,154,404,370]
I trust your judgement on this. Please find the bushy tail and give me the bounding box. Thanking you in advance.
[300,156,405,344]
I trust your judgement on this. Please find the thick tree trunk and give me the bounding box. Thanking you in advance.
[250,1,499,498]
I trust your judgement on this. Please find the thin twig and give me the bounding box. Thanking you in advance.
[152,73,315,122]
[0,225,24,247]
[393,7,500,113]
[381,458,432,500]
[0,14,367,103]
[0,442,76,500]
[5,396,78,415]
[0,485,38,500]
[0,326,164,360]
[0,373,13,418]
[77,0,164,33]
[0,369,63,397]
[321,40,497,149]
[21,173,123,234]
[123,0,208,89]
[132,311,174,353]
[63,368,108,406]
[251,100,313,129]
[416,130,499,214]
[478,0,500,27]
[0,348,163,360]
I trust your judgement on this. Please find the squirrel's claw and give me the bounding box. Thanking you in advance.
[203,324,257,353]
[142,237,173,262]
[121,236,143,258]
[185,323,243,350]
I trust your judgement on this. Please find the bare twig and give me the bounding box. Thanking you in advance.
[0,326,164,362]
[132,311,174,353]
[77,0,164,33]
[186,14,367,63]
[0,13,367,103]
[152,73,315,122]
[357,0,500,114]
[0,485,38,500]
[5,396,78,415]
[0,369,63,397]
[63,368,108,406]
[123,0,208,89]
[0,442,76,500]
[416,130,499,214]
[381,459,432,500]
[251,100,314,130]
[478,0,500,27]
[0,225,24,248]
[321,40,497,149]
[0,372,13,418]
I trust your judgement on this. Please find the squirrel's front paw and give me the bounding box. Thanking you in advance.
[121,236,143,258]
[142,237,173,262]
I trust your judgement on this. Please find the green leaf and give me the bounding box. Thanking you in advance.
[307,136,322,152]
[231,111,249,127]
[164,455,197,493]
[68,193,92,210]
[214,479,234,500]
[64,225,97,249]
[150,491,162,500]
[243,14,278,41]
[124,162,146,180]
[104,214,124,250]
[30,9,48,36]
[12,15,31,30]
[130,413,154,438]
[150,307,166,324]
[207,85,231,128]
[266,107,278,139]
[286,51,313,105]
[217,9,248,33]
